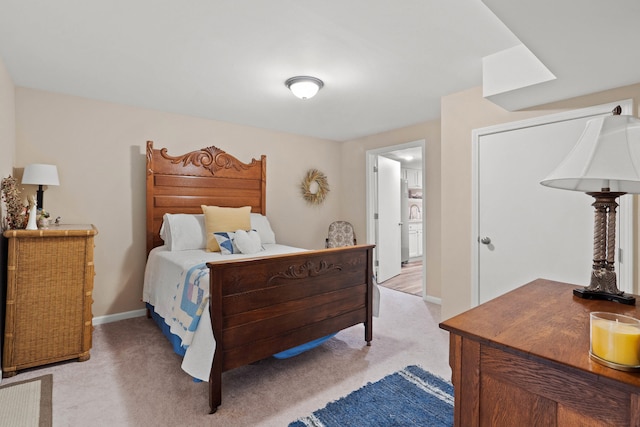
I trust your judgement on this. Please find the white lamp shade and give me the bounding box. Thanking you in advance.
[540,115,640,193]
[22,164,60,186]
[285,76,324,100]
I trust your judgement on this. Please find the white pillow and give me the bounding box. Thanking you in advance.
[234,229,263,254]
[159,220,170,245]
[250,213,276,244]
[160,214,207,251]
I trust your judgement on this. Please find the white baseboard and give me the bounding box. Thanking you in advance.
[424,295,442,305]
[90,297,442,325]
[92,309,147,326]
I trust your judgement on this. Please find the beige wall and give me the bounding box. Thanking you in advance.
[10,65,640,321]
[14,88,342,317]
[0,57,13,377]
[341,121,442,299]
[440,83,640,320]
[0,57,15,185]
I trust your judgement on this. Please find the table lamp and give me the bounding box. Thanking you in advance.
[540,107,640,305]
[22,163,59,211]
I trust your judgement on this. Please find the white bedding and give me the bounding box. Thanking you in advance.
[142,244,307,381]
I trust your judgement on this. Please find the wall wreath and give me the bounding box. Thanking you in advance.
[300,168,330,205]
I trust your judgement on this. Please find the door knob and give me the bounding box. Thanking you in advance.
[480,237,491,245]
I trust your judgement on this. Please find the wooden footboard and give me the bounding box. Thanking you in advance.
[207,244,375,413]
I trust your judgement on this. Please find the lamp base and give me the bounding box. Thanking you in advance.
[573,288,636,305]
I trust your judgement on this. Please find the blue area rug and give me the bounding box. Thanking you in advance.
[289,365,454,427]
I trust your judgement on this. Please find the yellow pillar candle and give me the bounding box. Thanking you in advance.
[591,312,640,367]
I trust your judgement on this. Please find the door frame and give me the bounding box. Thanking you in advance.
[366,139,427,298]
[471,99,634,306]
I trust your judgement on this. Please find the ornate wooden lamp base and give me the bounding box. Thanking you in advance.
[572,191,636,305]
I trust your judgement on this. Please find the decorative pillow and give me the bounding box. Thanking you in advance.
[201,205,252,252]
[160,214,207,251]
[213,232,238,255]
[234,229,263,254]
[250,213,276,244]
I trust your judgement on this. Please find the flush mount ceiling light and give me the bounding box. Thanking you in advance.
[285,76,324,100]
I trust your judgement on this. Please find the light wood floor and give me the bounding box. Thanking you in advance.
[379,259,422,296]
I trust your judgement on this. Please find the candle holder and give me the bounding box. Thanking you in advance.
[590,312,640,371]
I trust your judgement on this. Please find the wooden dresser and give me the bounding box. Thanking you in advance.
[2,224,97,377]
[439,279,640,426]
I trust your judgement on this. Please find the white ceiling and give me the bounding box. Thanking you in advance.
[0,1,638,142]
[483,0,640,110]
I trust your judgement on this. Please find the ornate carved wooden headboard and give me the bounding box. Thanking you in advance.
[145,141,267,254]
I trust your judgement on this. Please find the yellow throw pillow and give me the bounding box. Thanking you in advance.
[201,205,252,252]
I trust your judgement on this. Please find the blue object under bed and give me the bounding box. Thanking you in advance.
[148,303,186,357]
[146,303,336,361]
[272,333,337,359]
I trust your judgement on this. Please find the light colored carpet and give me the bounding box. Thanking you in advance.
[0,374,52,427]
[0,286,450,427]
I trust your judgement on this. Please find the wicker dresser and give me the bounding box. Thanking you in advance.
[2,224,97,377]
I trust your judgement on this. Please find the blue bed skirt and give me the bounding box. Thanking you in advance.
[273,333,337,359]
[147,303,186,357]
[146,303,336,360]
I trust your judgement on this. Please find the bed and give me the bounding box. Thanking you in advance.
[143,141,375,413]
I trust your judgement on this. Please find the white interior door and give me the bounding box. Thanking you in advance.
[474,101,633,304]
[376,156,402,283]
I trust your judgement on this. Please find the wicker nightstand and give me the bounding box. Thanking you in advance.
[2,224,98,377]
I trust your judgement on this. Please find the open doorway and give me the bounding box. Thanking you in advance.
[366,140,426,298]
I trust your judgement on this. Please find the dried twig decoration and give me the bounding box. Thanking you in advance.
[301,169,329,205]
[1,176,26,230]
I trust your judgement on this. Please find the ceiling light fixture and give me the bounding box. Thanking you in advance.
[285,76,324,100]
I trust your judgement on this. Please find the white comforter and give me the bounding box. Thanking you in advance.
[142,244,307,381]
